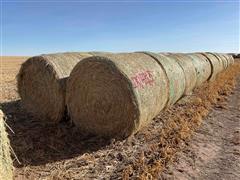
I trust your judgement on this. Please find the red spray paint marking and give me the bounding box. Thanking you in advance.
[131,70,154,89]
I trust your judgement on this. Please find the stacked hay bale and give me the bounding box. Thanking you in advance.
[18,51,234,138]
[140,52,186,106]
[66,52,187,138]
[199,52,224,81]
[66,52,234,138]
[17,52,92,123]
[216,53,230,69]
[186,53,212,87]
[0,110,13,180]
[164,53,197,95]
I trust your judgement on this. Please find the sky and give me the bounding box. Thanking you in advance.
[1,0,239,56]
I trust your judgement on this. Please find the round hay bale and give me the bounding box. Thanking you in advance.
[17,52,92,123]
[207,52,225,71]
[187,53,212,87]
[88,51,112,55]
[223,53,234,65]
[211,53,228,70]
[227,54,235,65]
[0,110,13,180]
[165,53,197,95]
[218,53,231,68]
[200,52,224,80]
[66,53,169,138]
[140,52,186,106]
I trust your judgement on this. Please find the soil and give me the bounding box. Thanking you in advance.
[162,76,240,180]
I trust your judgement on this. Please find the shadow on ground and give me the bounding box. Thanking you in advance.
[0,100,111,167]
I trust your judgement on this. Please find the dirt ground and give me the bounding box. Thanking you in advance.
[0,57,240,180]
[162,76,240,180]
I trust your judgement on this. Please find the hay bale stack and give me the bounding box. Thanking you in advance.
[200,52,224,80]
[165,53,197,95]
[0,110,13,180]
[218,53,229,69]
[17,52,92,123]
[228,54,235,65]
[223,53,234,65]
[66,53,170,138]
[187,53,212,87]
[141,52,186,106]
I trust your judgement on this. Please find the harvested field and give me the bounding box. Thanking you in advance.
[0,57,28,102]
[0,56,239,179]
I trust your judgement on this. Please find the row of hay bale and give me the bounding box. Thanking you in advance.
[0,110,13,180]
[17,52,234,138]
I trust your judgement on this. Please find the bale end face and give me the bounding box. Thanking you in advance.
[66,56,140,138]
[17,56,66,123]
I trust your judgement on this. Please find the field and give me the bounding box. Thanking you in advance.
[1,56,240,179]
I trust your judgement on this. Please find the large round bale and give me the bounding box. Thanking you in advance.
[227,54,235,65]
[219,53,231,68]
[165,53,197,95]
[17,52,92,123]
[187,53,212,87]
[207,52,225,71]
[140,52,186,106]
[66,53,170,138]
[0,110,13,180]
[200,52,224,80]
[212,53,228,69]
[223,53,234,65]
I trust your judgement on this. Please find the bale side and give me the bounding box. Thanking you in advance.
[17,52,92,123]
[187,53,212,87]
[142,52,186,106]
[0,110,13,180]
[200,52,223,80]
[66,53,169,138]
[167,53,197,95]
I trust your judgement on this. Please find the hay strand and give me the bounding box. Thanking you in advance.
[0,110,13,180]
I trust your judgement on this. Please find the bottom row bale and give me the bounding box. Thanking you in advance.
[0,110,13,180]
[165,53,197,95]
[17,52,92,124]
[67,52,173,138]
[186,53,212,87]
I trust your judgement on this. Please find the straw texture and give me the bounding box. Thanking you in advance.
[0,110,13,180]
[140,52,186,106]
[17,52,92,123]
[166,53,197,95]
[187,53,212,87]
[200,53,223,80]
[66,53,169,138]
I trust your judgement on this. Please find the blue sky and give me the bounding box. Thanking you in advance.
[1,1,239,56]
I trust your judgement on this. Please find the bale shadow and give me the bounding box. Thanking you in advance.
[0,100,111,167]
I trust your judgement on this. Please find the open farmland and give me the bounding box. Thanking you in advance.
[0,56,240,179]
[0,57,28,102]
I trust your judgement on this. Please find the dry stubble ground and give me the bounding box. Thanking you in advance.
[0,56,239,179]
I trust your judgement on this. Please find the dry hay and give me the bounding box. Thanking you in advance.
[67,52,170,138]
[187,53,212,87]
[142,52,186,107]
[66,52,231,138]
[165,53,197,95]
[17,52,92,123]
[122,61,240,179]
[199,52,224,81]
[0,110,13,180]
[216,53,229,69]
[11,61,240,180]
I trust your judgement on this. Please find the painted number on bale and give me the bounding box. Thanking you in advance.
[131,70,154,89]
